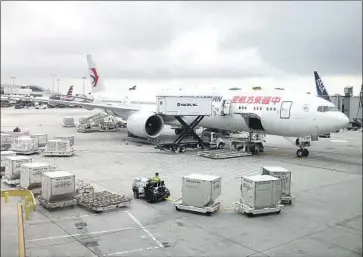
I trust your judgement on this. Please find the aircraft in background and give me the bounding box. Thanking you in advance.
[32,54,349,158]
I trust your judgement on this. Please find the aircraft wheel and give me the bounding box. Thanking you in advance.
[296,149,304,158]
[217,143,225,149]
[303,148,309,157]
[179,146,186,153]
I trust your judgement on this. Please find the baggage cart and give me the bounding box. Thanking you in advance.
[173,198,221,216]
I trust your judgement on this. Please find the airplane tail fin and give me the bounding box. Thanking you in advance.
[86,54,106,94]
[314,71,331,102]
[67,85,74,96]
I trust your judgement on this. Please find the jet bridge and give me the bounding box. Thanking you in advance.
[155,95,213,153]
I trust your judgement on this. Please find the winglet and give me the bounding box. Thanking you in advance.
[314,71,330,102]
[87,54,105,93]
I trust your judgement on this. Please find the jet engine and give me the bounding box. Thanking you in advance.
[127,111,164,138]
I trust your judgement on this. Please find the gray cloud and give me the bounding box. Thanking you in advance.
[218,1,362,76]
[1,1,361,82]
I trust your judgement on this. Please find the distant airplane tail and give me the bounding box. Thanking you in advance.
[67,85,73,96]
[129,85,136,91]
[314,71,331,102]
[86,54,106,93]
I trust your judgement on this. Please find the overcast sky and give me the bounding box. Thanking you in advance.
[1,1,362,95]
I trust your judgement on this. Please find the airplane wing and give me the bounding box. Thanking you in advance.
[32,97,139,112]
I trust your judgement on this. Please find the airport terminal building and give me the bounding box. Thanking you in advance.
[1,84,51,97]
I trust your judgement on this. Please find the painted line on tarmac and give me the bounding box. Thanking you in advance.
[27,227,135,242]
[127,212,164,248]
[107,246,160,256]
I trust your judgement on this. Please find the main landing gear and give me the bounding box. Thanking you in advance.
[295,138,310,158]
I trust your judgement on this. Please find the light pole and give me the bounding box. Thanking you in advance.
[57,79,60,93]
[82,76,86,96]
[10,77,16,86]
[50,74,56,94]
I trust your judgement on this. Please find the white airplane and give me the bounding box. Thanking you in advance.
[34,54,349,157]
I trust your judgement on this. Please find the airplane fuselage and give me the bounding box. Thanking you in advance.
[89,89,349,137]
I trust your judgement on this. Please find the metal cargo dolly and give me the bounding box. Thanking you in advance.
[16,186,42,196]
[233,201,284,217]
[42,150,74,157]
[173,198,222,216]
[77,191,132,213]
[280,195,295,205]
[2,178,20,187]
[37,195,77,211]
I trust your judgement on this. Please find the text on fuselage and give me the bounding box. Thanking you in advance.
[232,96,281,104]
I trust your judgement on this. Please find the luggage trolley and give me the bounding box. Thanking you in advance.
[155,95,214,153]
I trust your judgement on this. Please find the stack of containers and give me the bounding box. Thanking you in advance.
[10,136,38,154]
[41,171,76,202]
[54,136,74,146]
[240,175,282,210]
[20,163,52,189]
[1,133,12,150]
[30,134,48,148]
[63,118,76,127]
[182,174,222,207]
[4,156,32,181]
[262,166,294,204]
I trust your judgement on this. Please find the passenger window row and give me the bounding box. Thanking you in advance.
[238,106,276,111]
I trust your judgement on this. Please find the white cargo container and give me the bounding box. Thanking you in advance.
[54,136,74,146]
[241,175,282,209]
[41,171,76,202]
[4,156,32,180]
[261,166,295,204]
[262,166,291,196]
[156,95,213,116]
[20,163,51,189]
[30,134,48,147]
[45,140,72,152]
[11,136,38,153]
[182,174,221,208]
[1,151,16,167]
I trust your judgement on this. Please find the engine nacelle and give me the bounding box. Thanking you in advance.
[127,111,164,139]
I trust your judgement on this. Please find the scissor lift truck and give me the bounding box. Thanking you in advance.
[155,95,214,153]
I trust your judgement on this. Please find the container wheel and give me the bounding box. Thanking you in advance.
[206,212,212,216]
[180,146,186,153]
[275,210,281,214]
[246,213,253,217]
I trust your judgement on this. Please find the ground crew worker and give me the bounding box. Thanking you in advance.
[152,172,161,183]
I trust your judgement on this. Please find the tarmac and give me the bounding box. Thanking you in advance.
[1,107,362,257]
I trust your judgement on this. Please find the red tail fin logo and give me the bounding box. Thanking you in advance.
[67,85,73,96]
[90,68,99,88]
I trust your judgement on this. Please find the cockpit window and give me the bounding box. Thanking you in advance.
[317,106,339,112]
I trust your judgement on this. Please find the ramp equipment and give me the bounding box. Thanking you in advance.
[154,95,214,153]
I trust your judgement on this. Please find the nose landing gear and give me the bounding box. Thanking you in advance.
[295,137,310,158]
[296,148,309,158]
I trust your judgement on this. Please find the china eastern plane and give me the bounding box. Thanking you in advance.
[38,54,349,157]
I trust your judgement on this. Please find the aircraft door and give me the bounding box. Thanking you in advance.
[221,100,231,115]
[280,101,292,119]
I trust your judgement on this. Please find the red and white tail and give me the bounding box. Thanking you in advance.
[67,85,74,96]
[86,54,105,93]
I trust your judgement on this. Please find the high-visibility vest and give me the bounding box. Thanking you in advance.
[152,176,160,182]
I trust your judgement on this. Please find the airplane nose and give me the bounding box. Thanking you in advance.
[338,113,350,128]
